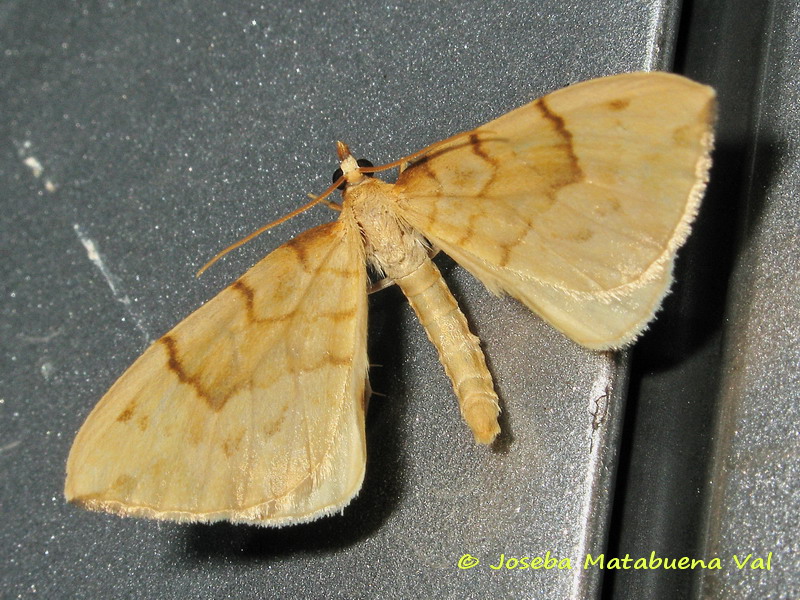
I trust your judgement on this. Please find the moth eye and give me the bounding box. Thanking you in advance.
[331,159,375,190]
[331,167,344,188]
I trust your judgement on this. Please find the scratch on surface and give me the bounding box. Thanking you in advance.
[73,223,152,344]
[16,139,58,192]
[23,156,44,177]
[588,385,611,454]
[570,360,617,600]
[40,360,56,380]
[18,327,65,344]
[0,440,22,454]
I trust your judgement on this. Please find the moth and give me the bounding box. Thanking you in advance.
[65,72,715,527]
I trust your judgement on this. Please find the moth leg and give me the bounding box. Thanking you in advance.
[306,192,342,211]
[368,276,396,294]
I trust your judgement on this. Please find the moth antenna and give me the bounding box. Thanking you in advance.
[359,129,496,173]
[196,174,346,277]
[198,129,493,277]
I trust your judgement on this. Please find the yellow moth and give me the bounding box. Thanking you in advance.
[65,71,715,527]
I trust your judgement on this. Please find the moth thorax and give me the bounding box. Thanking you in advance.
[351,198,426,278]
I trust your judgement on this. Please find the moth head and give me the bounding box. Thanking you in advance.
[333,141,374,190]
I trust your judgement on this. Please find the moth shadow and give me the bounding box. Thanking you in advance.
[603,138,782,597]
[632,138,781,371]
[181,286,409,560]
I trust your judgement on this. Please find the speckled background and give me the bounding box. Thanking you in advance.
[1,1,797,599]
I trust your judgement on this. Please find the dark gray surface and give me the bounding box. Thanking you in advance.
[691,0,800,597]
[606,1,800,599]
[2,1,797,599]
